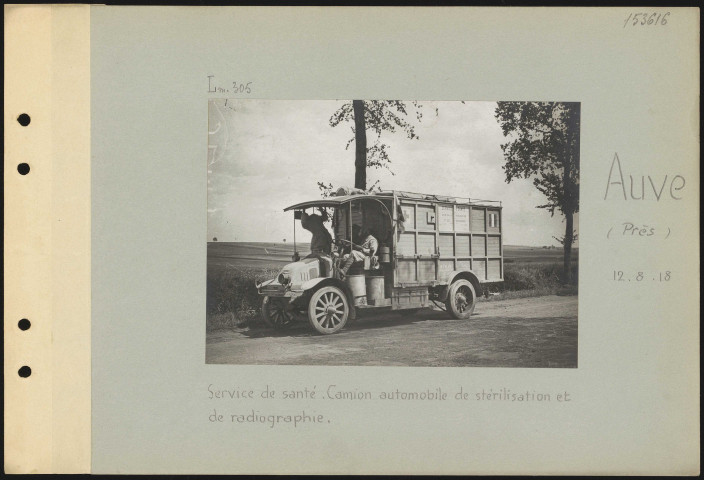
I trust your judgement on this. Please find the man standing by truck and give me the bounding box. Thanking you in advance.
[300,209,332,255]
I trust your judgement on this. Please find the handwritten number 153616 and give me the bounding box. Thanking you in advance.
[624,12,669,27]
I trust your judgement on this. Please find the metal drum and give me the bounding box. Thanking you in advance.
[346,274,367,306]
[379,246,391,263]
[366,276,385,305]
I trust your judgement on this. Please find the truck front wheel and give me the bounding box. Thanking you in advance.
[445,279,476,320]
[308,286,349,334]
[262,296,294,329]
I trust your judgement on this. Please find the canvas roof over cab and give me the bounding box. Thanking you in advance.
[284,190,501,212]
[283,195,386,211]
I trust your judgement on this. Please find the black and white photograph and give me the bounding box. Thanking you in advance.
[206,99,579,367]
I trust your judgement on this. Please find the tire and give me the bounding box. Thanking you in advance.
[307,286,349,334]
[261,296,294,329]
[445,279,476,320]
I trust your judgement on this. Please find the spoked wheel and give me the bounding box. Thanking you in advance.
[445,279,476,320]
[262,296,295,329]
[308,286,349,334]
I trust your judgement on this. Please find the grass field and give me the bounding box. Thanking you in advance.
[206,242,578,330]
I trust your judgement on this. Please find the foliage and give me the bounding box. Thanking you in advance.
[317,181,334,198]
[206,266,279,330]
[330,100,424,171]
[494,102,580,217]
[502,262,577,291]
[553,230,578,246]
[326,100,429,191]
[494,101,580,282]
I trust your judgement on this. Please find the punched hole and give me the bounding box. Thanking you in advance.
[18,366,32,378]
[18,319,31,331]
[17,114,31,126]
[17,163,30,175]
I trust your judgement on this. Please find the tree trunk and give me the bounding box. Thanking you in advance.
[561,122,575,285]
[563,211,573,284]
[352,100,367,190]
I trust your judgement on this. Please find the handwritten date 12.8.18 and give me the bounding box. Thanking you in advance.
[613,271,671,282]
[624,12,669,28]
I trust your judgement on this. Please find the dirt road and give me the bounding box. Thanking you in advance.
[205,295,577,368]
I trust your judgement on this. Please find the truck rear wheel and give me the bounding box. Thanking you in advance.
[445,279,476,319]
[308,286,349,334]
[262,296,294,329]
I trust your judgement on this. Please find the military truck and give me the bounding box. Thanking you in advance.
[256,189,503,334]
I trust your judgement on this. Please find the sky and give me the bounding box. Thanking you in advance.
[207,99,579,246]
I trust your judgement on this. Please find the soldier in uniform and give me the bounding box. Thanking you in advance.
[300,210,332,255]
[339,227,378,278]
[300,209,334,277]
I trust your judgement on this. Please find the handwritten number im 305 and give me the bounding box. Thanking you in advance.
[624,12,669,27]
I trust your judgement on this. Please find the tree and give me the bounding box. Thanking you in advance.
[494,102,580,283]
[328,100,428,191]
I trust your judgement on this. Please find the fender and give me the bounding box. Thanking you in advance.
[436,270,482,302]
[300,277,357,322]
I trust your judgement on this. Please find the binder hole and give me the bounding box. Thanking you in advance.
[17,163,30,175]
[18,319,31,331]
[17,114,31,126]
[18,366,32,378]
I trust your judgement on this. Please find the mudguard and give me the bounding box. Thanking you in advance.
[300,277,357,322]
[437,270,482,302]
